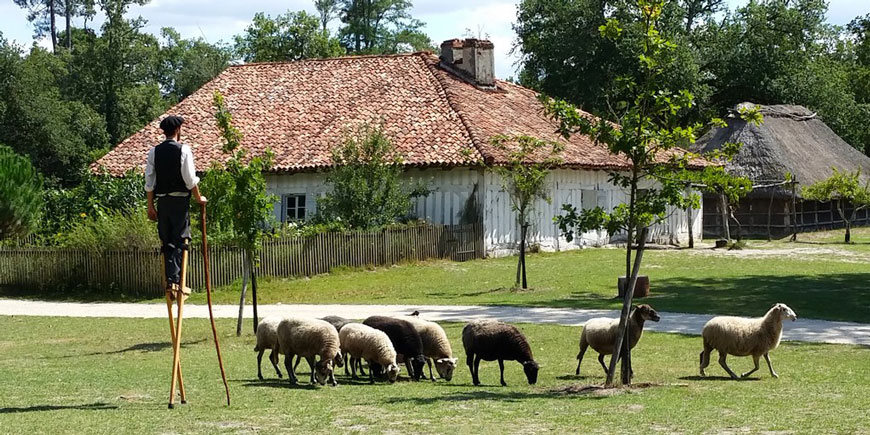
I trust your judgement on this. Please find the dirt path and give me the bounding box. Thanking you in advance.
[1,299,867,346]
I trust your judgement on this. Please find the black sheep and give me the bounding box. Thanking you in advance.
[363,316,426,381]
[462,320,539,386]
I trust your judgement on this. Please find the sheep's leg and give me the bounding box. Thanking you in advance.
[472,355,482,386]
[718,352,739,380]
[345,355,351,376]
[741,355,760,378]
[367,359,375,384]
[498,359,506,387]
[597,353,608,376]
[307,356,316,384]
[699,342,713,377]
[466,353,476,385]
[427,358,435,382]
[349,357,358,379]
[257,349,265,380]
[764,353,778,378]
[404,360,414,380]
[269,349,282,378]
[576,342,588,375]
[358,357,367,376]
[293,355,302,374]
[284,354,297,384]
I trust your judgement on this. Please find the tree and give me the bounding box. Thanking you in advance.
[337,0,432,54]
[316,126,427,229]
[514,0,711,125]
[0,145,43,240]
[802,169,870,243]
[207,91,276,334]
[490,135,563,289]
[13,0,60,52]
[234,11,344,63]
[0,40,109,186]
[315,0,340,32]
[159,28,231,101]
[549,0,711,386]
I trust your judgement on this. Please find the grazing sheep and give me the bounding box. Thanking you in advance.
[575,304,661,377]
[462,320,538,386]
[397,315,458,381]
[363,316,426,381]
[254,316,284,380]
[339,323,401,383]
[294,316,354,375]
[700,303,797,379]
[277,317,344,386]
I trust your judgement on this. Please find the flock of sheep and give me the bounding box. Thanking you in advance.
[254,302,798,386]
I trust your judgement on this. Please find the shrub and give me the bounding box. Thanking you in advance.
[58,209,159,251]
[0,144,43,239]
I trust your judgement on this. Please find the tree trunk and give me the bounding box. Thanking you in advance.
[606,227,648,387]
[521,224,528,289]
[686,193,694,249]
[49,0,58,52]
[236,251,249,336]
[720,193,731,241]
[65,0,72,49]
[249,252,259,334]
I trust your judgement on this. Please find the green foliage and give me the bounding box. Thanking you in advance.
[234,11,345,63]
[337,0,433,54]
[803,168,870,242]
[0,144,43,239]
[316,126,429,229]
[491,135,563,225]
[57,208,158,251]
[0,40,110,186]
[158,27,231,101]
[40,170,145,238]
[204,91,277,260]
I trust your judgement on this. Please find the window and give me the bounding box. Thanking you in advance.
[284,194,306,222]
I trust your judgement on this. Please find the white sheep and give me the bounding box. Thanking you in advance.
[397,315,458,381]
[277,317,344,386]
[339,323,401,383]
[254,316,284,380]
[700,303,797,379]
[575,304,660,377]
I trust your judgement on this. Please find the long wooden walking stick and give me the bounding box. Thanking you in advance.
[162,260,186,405]
[168,246,188,409]
[201,203,231,406]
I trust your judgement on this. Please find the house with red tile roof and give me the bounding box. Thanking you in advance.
[94,39,701,255]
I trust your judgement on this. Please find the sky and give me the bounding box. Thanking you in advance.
[1,0,868,80]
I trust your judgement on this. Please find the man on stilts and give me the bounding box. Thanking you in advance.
[146,115,206,408]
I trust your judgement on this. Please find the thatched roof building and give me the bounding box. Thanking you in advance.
[693,103,870,198]
[694,102,870,237]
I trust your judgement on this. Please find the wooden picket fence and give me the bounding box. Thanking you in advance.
[0,223,484,297]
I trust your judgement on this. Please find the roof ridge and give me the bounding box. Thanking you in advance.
[229,51,431,68]
[417,53,489,163]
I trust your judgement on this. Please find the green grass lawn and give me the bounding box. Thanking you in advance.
[187,236,870,323]
[1,316,868,433]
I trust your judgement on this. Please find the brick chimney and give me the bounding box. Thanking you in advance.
[440,38,495,88]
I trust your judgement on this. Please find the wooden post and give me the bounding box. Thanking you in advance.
[767,188,775,241]
[790,180,798,242]
[250,253,259,334]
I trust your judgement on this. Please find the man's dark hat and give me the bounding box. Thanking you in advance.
[159,115,185,134]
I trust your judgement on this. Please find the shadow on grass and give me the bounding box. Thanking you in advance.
[0,402,118,414]
[45,339,206,359]
[679,376,760,382]
[238,379,322,390]
[384,388,610,405]
[528,273,870,323]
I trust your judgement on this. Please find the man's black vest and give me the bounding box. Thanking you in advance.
[154,140,190,195]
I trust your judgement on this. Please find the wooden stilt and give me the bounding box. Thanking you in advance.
[168,245,189,409]
[162,258,186,404]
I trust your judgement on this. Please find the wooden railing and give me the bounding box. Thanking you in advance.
[0,223,484,297]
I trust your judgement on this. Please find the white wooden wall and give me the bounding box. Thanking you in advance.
[265,167,702,256]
